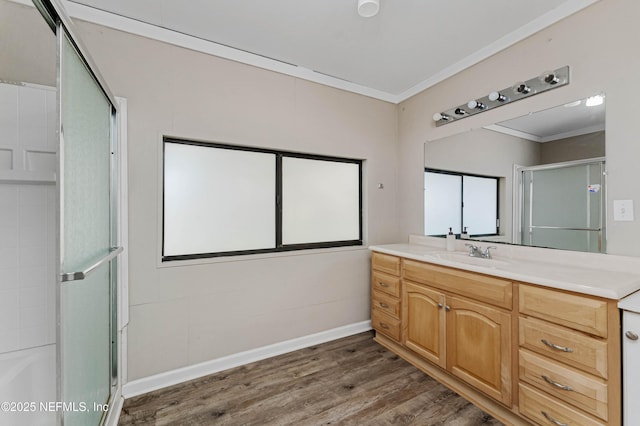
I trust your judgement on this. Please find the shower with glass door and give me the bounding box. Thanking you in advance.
[1,0,125,425]
[517,158,605,253]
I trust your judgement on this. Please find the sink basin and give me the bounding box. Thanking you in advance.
[425,251,510,268]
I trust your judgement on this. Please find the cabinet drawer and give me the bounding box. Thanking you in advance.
[520,317,608,379]
[372,271,401,298]
[402,259,512,309]
[372,252,400,275]
[519,349,608,421]
[372,290,400,319]
[519,284,608,338]
[372,309,401,341]
[519,383,605,426]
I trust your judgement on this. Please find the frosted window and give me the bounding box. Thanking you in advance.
[163,140,362,260]
[282,157,360,244]
[425,172,461,235]
[163,142,276,257]
[463,176,498,235]
[425,170,499,236]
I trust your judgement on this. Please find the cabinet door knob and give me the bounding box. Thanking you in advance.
[626,331,639,341]
[437,303,443,309]
[445,305,451,312]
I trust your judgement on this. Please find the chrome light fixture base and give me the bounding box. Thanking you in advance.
[434,65,570,127]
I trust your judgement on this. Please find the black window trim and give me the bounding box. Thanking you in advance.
[162,137,363,261]
[425,168,500,237]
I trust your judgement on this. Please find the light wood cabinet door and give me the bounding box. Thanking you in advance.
[446,296,512,406]
[402,281,446,368]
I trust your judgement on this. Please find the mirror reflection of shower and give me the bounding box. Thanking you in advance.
[515,158,606,253]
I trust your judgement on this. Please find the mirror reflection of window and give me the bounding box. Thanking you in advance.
[425,169,498,237]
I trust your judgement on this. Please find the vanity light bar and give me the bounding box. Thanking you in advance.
[433,65,570,127]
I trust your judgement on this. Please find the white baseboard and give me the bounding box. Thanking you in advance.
[122,320,372,398]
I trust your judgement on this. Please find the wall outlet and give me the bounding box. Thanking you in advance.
[613,199,634,221]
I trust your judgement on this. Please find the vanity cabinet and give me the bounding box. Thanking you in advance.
[370,250,622,426]
[518,284,620,426]
[371,253,402,342]
[401,261,513,406]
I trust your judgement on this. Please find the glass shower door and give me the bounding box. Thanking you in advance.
[521,161,605,253]
[58,28,119,425]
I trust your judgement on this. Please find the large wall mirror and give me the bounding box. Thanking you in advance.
[424,94,606,253]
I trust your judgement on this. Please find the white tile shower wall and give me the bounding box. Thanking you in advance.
[0,82,57,178]
[0,183,56,354]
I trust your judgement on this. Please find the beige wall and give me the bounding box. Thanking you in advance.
[540,131,605,164]
[0,1,56,86]
[399,0,640,256]
[74,23,400,380]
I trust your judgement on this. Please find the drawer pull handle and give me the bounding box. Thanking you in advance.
[380,323,389,329]
[541,375,574,391]
[378,282,389,288]
[626,331,639,341]
[379,302,389,308]
[541,339,573,353]
[541,410,568,426]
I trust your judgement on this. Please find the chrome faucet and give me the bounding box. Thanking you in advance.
[465,244,497,259]
[465,243,480,257]
[481,246,497,259]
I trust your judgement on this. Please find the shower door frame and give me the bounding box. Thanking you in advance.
[512,157,606,251]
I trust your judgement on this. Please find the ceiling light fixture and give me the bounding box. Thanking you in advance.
[432,65,570,127]
[358,0,380,18]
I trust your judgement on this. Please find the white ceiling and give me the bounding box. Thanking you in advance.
[66,0,598,103]
[487,95,605,143]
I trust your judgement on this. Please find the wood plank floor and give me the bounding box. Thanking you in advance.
[119,331,503,425]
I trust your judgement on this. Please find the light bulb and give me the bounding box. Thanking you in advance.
[454,108,467,116]
[467,100,486,110]
[513,82,531,94]
[358,0,379,18]
[539,71,559,85]
[585,95,604,107]
[488,91,507,102]
[432,112,451,122]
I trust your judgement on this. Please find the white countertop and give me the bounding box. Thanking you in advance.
[370,236,640,301]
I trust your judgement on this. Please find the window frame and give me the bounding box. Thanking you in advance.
[424,168,500,237]
[162,137,363,261]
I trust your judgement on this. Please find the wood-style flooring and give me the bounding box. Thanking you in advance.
[119,331,502,425]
